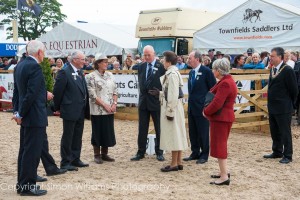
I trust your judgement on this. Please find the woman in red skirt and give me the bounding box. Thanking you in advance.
[203,58,237,186]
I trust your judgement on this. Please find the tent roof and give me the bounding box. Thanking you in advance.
[193,0,300,54]
[67,22,138,49]
[37,22,138,57]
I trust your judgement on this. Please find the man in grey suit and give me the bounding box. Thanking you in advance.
[53,51,89,170]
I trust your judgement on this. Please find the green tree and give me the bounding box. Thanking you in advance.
[40,58,54,92]
[0,0,66,41]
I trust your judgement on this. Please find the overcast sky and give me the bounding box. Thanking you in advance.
[58,0,300,25]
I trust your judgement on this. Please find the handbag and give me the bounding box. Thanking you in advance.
[204,91,215,107]
[163,72,184,101]
[204,91,222,115]
[164,87,183,101]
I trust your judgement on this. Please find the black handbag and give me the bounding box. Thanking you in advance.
[163,71,184,101]
[164,87,183,102]
[204,91,215,107]
[204,91,222,115]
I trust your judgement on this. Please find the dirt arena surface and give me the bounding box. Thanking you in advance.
[0,112,300,200]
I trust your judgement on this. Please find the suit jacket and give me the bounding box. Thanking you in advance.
[268,63,298,114]
[188,65,216,116]
[138,60,165,111]
[14,57,48,127]
[203,74,238,122]
[53,63,89,121]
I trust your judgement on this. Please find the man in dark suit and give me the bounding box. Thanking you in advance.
[264,47,298,164]
[131,45,166,161]
[53,50,89,170]
[12,40,48,196]
[12,54,67,187]
[184,50,216,164]
[294,56,300,125]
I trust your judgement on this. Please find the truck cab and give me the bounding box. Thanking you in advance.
[136,7,223,56]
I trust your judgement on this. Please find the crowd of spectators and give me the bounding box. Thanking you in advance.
[2,48,298,73]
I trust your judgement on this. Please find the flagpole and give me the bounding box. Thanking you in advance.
[12,0,19,43]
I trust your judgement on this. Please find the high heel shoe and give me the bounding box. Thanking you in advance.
[210,179,230,186]
[178,165,183,170]
[211,173,230,179]
[161,165,179,172]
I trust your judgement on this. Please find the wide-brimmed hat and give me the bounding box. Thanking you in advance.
[94,53,108,61]
[216,51,224,56]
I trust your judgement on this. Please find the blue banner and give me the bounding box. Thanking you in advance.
[0,43,26,57]
[17,0,42,16]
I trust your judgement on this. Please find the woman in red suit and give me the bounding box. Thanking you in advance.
[203,58,237,186]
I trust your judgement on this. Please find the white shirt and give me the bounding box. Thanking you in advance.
[286,60,295,69]
[192,64,201,78]
[145,60,156,79]
[28,55,38,63]
[274,61,283,74]
[70,63,79,75]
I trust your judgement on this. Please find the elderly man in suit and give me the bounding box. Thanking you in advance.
[184,50,216,164]
[53,50,90,170]
[131,45,166,161]
[12,46,67,188]
[12,40,48,196]
[263,47,298,164]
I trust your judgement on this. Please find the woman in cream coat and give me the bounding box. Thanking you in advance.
[150,51,188,172]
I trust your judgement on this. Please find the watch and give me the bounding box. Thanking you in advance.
[113,102,117,105]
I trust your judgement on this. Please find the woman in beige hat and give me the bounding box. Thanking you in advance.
[85,53,118,164]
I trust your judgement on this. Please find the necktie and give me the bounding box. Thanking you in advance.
[191,70,195,87]
[77,70,82,79]
[146,63,152,80]
[273,67,277,75]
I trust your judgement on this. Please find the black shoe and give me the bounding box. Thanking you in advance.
[130,153,145,161]
[211,173,230,179]
[17,184,40,194]
[210,179,230,186]
[20,185,47,196]
[71,160,89,167]
[196,159,207,164]
[47,168,67,176]
[61,165,78,171]
[178,165,183,170]
[36,175,47,182]
[263,153,283,159]
[279,157,292,164]
[161,165,179,172]
[156,154,165,161]
[183,155,199,161]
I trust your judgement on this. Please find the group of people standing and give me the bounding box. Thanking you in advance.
[11,40,298,196]
[129,46,238,186]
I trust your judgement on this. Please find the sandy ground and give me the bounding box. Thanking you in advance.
[0,111,300,200]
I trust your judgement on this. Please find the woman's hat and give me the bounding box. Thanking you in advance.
[94,53,108,61]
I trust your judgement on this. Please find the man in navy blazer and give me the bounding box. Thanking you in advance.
[53,50,90,171]
[12,40,48,196]
[131,45,166,161]
[13,50,67,189]
[184,51,216,164]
